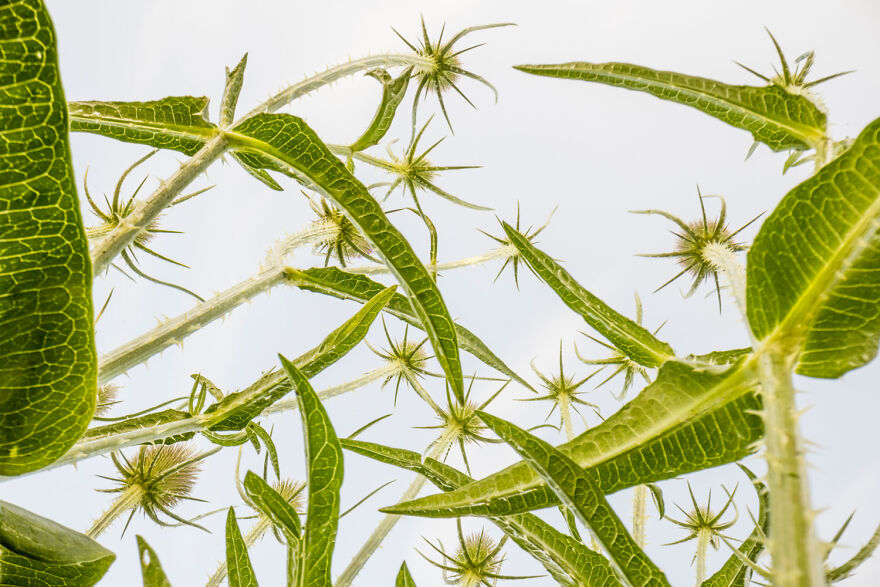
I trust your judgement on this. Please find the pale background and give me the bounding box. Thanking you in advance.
[6,1,880,585]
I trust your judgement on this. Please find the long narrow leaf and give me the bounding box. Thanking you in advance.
[136,536,172,587]
[243,471,302,540]
[350,68,411,152]
[225,508,259,587]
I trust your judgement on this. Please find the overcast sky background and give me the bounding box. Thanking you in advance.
[6,1,880,585]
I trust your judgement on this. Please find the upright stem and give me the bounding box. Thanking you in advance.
[87,484,142,538]
[632,484,648,549]
[346,246,515,276]
[334,434,454,587]
[694,528,711,585]
[90,135,228,275]
[758,351,825,587]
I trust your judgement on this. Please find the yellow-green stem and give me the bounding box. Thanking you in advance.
[632,484,648,549]
[87,484,142,538]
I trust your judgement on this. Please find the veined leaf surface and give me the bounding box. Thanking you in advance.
[136,536,172,587]
[0,0,97,474]
[280,357,343,587]
[503,222,674,367]
[395,562,417,587]
[384,360,760,518]
[477,412,670,586]
[243,471,302,540]
[0,500,115,586]
[515,62,827,151]
[748,117,880,377]
[225,508,258,587]
[350,68,411,152]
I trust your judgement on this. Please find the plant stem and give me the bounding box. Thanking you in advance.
[90,135,228,275]
[694,528,711,585]
[334,434,454,587]
[758,350,825,587]
[346,246,515,276]
[632,484,648,549]
[87,484,142,538]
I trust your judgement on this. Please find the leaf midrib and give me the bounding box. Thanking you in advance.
[69,113,217,141]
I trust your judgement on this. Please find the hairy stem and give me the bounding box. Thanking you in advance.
[90,135,228,275]
[694,528,711,585]
[334,434,454,587]
[87,484,142,538]
[346,246,515,276]
[632,484,648,549]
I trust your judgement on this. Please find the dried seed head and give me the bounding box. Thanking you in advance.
[94,383,120,417]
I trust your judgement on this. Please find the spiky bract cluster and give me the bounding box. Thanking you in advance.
[526,343,600,436]
[666,483,738,552]
[307,196,374,267]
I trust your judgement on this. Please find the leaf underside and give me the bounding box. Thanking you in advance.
[0,0,97,475]
[225,508,259,587]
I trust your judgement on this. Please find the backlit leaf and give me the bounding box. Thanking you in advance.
[395,561,417,587]
[225,508,259,587]
[350,68,411,152]
[243,471,302,541]
[136,536,172,587]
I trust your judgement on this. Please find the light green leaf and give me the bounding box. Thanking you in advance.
[476,411,670,586]
[83,409,195,445]
[748,117,880,377]
[243,471,302,541]
[231,151,283,191]
[515,62,827,151]
[0,500,115,586]
[395,561,417,587]
[0,0,97,475]
[350,68,411,152]
[280,357,344,587]
[383,360,760,518]
[68,97,216,155]
[702,466,769,587]
[231,114,464,400]
[283,266,534,392]
[136,535,172,587]
[221,53,248,127]
[206,285,396,430]
[225,508,259,587]
[342,439,619,586]
[502,223,674,367]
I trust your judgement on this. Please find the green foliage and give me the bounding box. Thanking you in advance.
[225,507,259,587]
[0,0,97,475]
[396,561,418,587]
[135,536,172,587]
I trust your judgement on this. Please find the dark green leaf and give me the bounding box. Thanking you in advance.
[243,471,302,540]
[747,117,880,377]
[225,507,259,587]
[350,68,411,152]
[503,223,674,367]
[0,0,97,475]
[280,357,344,587]
[0,500,114,586]
[395,561,417,587]
[476,411,670,586]
[515,62,827,151]
[136,535,172,587]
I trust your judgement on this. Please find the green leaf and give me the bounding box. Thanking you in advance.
[748,117,880,377]
[342,439,620,586]
[0,500,115,586]
[280,356,344,587]
[225,507,259,587]
[231,114,464,400]
[702,466,769,587]
[475,411,670,586]
[395,561,417,587]
[502,223,674,367]
[243,471,302,540]
[350,68,411,152]
[221,53,248,127]
[206,285,395,431]
[515,62,827,151]
[231,151,283,191]
[0,0,97,475]
[69,97,217,155]
[136,535,172,587]
[383,360,760,518]
[83,409,195,445]
[283,267,534,392]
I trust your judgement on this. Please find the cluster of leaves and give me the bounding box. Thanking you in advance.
[2,1,880,587]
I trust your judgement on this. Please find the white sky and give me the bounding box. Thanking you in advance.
[6,0,880,585]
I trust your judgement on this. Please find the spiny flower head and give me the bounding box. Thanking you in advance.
[634,188,761,311]
[393,18,512,134]
[94,383,120,417]
[420,521,534,587]
[306,195,374,267]
[369,321,432,402]
[666,482,738,552]
[98,443,214,533]
[480,204,555,289]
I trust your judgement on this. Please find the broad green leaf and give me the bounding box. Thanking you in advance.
[503,223,674,367]
[221,54,248,127]
[243,471,302,540]
[136,535,172,587]
[68,97,216,155]
[83,409,195,445]
[283,266,535,392]
[395,561,417,587]
[342,439,619,586]
[747,117,880,377]
[0,499,115,586]
[384,360,760,518]
[702,466,769,587]
[515,62,827,151]
[350,68,411,152]
[0,0,97,475]
[476,411,670,586]
[206,285,395,430]
[231,114,464,400]
[280,357,344,587]
[225,508,259,587]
